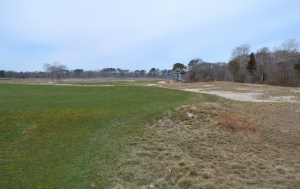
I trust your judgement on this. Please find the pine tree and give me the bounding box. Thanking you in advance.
[246,52,256,83]
[172,63,186,81]
[294,59,300,73]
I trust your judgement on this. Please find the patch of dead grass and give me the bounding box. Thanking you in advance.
[220,111,259,142]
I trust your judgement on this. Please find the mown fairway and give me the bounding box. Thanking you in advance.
[0,84,216,188]
[68,79,164,86]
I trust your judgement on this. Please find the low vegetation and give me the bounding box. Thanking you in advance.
[1,81,300,188]
[220,111,258,142]
[115,100,300,188]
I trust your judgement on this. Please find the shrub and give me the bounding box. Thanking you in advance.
[219,111,258,141]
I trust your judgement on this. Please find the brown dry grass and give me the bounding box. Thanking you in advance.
[220,111,258,142]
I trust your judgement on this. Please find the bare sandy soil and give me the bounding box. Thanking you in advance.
[158,81,300,103]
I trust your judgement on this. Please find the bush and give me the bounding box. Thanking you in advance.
[219,111,258,141]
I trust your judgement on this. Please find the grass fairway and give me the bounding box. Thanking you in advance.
[0,84,217,188]
[69,79,164,86]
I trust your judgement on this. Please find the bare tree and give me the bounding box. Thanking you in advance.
[231,44,251,67]
[188,58,203,82]
[44,62,68,83]
[255,47,271,82]
[228,60,240,82]
[43,63,51,82]
[281,38,300,62]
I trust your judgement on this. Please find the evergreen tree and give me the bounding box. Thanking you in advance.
[0,70,4,78]
[294,59,300,73]
[246,52,256,83]
[172,63,186,81]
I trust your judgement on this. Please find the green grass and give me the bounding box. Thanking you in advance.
[0,78,13,80]
[69,79,164,85]
[0,84,216,188]
[71,81,130,85]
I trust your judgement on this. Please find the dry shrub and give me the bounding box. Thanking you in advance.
[204,76,214,82]
[202,103,219,110]
[220,111,259,141]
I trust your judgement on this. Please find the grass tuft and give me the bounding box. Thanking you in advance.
[219,111,259,141]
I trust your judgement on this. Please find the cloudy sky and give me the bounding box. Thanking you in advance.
[1,0,300,72]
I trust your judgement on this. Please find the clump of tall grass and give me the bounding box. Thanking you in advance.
[219,111,259,141]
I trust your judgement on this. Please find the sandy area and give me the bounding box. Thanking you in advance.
[159,81,300,103]
[55,84,114,86]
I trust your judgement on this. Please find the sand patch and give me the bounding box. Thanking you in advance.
[55,84,73,86]
[54,84,114,87]
[246,84,264,87]
[158,82,300,103]
[180,89,299,103]
[181,89,268,102]
[268,96,298,102]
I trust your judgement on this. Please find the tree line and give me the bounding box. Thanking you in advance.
[0,62,174,82]
[1,38,300,86]
[184,38,300,86]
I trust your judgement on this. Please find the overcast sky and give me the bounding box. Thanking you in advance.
[1,0,300,72]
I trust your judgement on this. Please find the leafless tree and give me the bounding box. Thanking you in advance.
[43,63,51,82]
[43,62,68,83]
[228,59,240,82]
[255,47,271,82]
[231,44,251,67]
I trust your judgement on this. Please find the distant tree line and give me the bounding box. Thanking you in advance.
[1,63,173,82]
[183,38,300,86]
[2,38,300,86]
